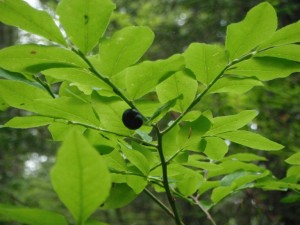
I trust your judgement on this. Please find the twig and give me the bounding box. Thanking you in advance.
[190,195,217,225]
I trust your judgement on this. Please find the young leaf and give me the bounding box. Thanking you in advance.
[156,70,198,113]
[208,76,263,94]
[285,152,300,165]
[184,43,228,85]
[217,130,284,151]
[0,44,88,74]
[0,205,68,225]
[112,54,184,100]
[256,44,300,62]
[3,116,54,129]
[90,26,154,77]
[51,130,111,224]
[56,0,115,54]
[91,93,131,135]
[121,144,150,175]
[0,80,52,111]
[201,137,228,161]
[211,184,235,204]
[227,57,300,81]
[42,68,113,94]
[259,20,300,49]
[0,0,66,46]
[205,110,258,136]
[27,97,100,127]
[101,183,137,209]
[226,2,277,60]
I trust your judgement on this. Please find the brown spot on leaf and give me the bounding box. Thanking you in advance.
[30,50,37,55]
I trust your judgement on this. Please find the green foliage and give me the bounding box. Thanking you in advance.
[0,1,300,225]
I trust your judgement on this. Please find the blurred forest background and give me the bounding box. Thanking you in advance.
[1,0,300,224]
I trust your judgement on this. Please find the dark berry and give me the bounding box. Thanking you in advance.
[122,109,143,130]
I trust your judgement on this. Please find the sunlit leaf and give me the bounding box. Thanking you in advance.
[226,2,277,60]
[51,130,111,224]
[56,0,115,54]
[218,130,284,151]
[156,70,198,113]
[91,26,154,76]
[3,116,54,128]
[227,57,300,81]
[200,137,228,161]
[0,80,51,111]
[256,44,300,62]
[206,110,258,136]
[0,44,88,74]
[0,205,68,225]
[184,43,228,85]
[259,20,300,49]
[112,54,184,100]
[0,0,66,45]
[285,152,300,165]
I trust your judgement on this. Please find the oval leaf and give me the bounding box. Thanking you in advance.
[0,0,66,45]
[51,130,111,224]
[56,0,115,54]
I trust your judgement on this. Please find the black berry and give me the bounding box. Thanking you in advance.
[122,109,143,130]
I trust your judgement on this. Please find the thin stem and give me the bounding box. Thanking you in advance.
[190,195,217,225]
[63,119,157,148]
[72,49,138,111]
[154,125,184,225]
[161,51,255,135]
[144,188,175,219]
[33,75,56,98]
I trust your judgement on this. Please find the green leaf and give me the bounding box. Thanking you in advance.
[0,204,68,225]
[102,183,137,209]
[177,115,211,151]
[0,44,88,74]
[91,26,154,77]
[285,152,300,165]
[224,153,267,162]
[211,185,234,204]
[0,0,66,45]
[156,70,198,113]
[198,181,220,195]
[208,76,263,94]
[176,167,203,196]
[201,137,228,161]
[206,110,258,136]
[56,0,115,54]
[259,20,300,49]
[3,116,54,128]
[0,80,52,110]
[218,130,284,151]
[207,160,262,178]
[225,2,277,60]
[256,44,300,62]
[48,122,86,141]
[42,68,112,94]
[27,97,100,126]
[112,54,184,100]
[51,130,111,224]
[91,93,131,135]
[227,57,300,81]
[85,220,109,225]
[121,144,150,175]
[184,43,228,85]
